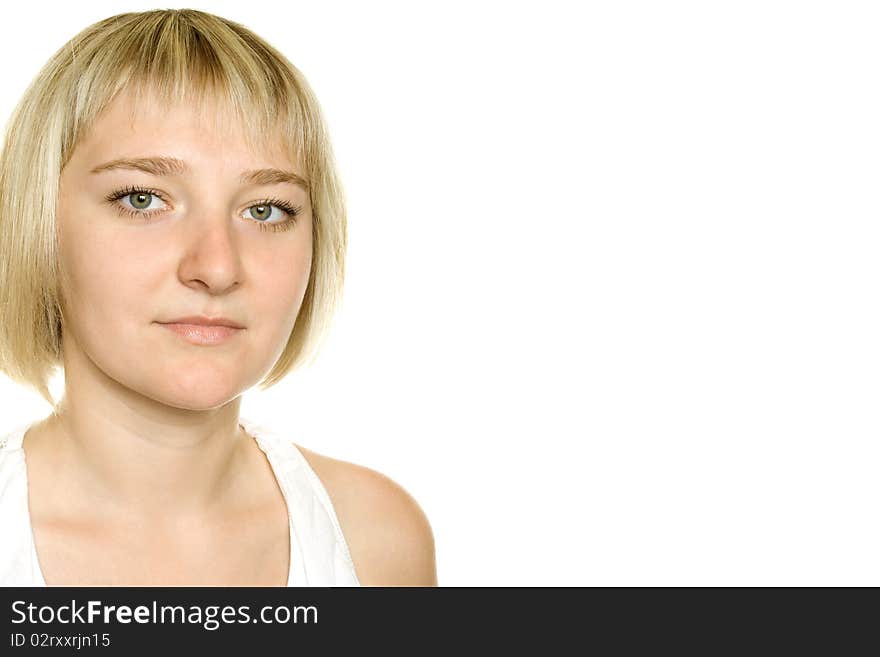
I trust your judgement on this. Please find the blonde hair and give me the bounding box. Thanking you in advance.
[0,9,347,408]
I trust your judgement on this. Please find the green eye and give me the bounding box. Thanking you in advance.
[104,186,303,233]
[248,199,303,232]
[104,186,166,218]
[249,204,273,221]
[129,192,155,210]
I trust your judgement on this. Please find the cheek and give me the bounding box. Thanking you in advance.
[260,269,308,327]
[285,243,313,314]
[60,227,154,323]
[252,251,312,344]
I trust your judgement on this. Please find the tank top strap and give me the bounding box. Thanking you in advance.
[238,416,361,586]
[0,422,30,452]
[0,420,43,586]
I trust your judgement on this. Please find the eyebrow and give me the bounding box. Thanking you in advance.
[89,156,309,190]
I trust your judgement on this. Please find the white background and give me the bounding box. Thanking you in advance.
[1,1,878,585]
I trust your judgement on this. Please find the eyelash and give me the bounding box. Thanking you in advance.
[103,185,303,232]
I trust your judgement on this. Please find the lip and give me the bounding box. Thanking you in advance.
[160,315,245,329]
[159,322,243,346]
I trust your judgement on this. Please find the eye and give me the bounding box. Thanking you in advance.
[106,187,169,217]
[104,186,303,232]
[245,198,304,232]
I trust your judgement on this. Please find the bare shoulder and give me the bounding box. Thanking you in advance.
[294,443,437,587]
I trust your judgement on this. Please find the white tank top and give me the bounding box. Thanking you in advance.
[0,416,361,587]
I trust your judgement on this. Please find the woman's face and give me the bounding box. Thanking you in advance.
[56,91,313,410]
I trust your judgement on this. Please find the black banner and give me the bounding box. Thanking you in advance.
[0,587,873,651]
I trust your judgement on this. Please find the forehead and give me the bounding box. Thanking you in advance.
[72,90,296,172]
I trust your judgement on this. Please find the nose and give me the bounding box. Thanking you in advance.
[177,212,243,294]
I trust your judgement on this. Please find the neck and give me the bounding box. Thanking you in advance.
[32,398,249,524]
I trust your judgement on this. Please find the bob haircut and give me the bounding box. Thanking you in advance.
[0,9,347,408]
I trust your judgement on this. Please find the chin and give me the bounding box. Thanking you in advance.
[134,373,245,411]
[153,391,243,412]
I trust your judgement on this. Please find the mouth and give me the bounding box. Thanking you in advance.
[158,322,243,346]
[159,315,245,329]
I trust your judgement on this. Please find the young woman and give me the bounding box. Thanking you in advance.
[0,9,436,587]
